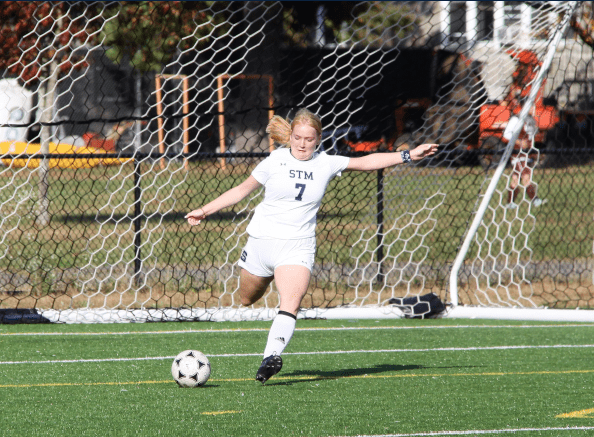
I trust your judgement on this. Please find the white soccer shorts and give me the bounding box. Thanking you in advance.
[238,236,316,277]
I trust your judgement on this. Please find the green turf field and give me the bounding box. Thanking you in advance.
[1,318,594,436]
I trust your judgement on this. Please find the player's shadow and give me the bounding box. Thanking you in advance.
[268,363,484,386]
[270,363,422,386]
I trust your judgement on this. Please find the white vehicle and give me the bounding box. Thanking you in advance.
[0,79,33,143]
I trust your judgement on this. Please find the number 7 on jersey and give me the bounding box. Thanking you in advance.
[295,183,306,201]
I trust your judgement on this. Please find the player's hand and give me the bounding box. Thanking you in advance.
[411,143,439,160]
[185,208,206,226]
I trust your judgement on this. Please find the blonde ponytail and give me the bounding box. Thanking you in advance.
[266,115,292,145]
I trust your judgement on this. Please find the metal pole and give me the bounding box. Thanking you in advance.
[376,168,385,285]
[155,75,166,170]
[268,76,275,152]
[182,76,189,171]
[217,75,226,170]
[133,158,142,287]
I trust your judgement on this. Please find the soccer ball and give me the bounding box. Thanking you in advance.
[171,350,211,387]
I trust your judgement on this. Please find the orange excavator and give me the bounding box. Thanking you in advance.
[476,49,559,168]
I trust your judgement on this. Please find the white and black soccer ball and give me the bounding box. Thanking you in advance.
[171,350,211,387]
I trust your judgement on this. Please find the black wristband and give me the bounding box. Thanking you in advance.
[401,150,411,164]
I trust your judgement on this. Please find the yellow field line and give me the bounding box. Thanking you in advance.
[201,410,242,415]
[556,408,594,418]
[2,368,593,388]
[214,368,594,382]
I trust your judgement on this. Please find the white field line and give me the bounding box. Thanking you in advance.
[1,323,594,337]
[2,343,594,365]
[331,426,594,436]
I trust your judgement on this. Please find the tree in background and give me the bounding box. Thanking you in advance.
[98,2,239,154]
[281,1,418,48]
[100,1,232,73]
[0,1,103,226]
[570,2,594,49]
[0,2,102,84]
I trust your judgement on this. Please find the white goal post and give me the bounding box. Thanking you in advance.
[447,1,594,322]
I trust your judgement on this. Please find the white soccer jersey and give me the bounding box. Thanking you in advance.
[247,148,350,239]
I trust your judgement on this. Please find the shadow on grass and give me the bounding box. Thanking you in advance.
[267,363,484,386]
[287,363,424,379]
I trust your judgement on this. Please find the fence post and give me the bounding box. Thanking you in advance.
[133,158,142,287]
[376,168,384,285]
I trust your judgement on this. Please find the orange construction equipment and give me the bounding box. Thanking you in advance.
[477,49,559,168]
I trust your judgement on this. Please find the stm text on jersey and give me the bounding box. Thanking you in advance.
[246,148,350,240]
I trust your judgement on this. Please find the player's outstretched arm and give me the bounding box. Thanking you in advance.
[185,176,262,226]
[346,143,439,172]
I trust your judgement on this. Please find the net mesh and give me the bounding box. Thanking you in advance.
[0,1,592,323]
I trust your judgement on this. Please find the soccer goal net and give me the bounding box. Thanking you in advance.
[0,1,593,323]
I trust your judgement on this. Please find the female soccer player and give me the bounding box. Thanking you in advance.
[185,109,438,384]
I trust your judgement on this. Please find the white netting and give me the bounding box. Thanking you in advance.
[0,1,593,323]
